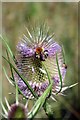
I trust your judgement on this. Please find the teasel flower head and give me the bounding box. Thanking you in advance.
[0,97,28,119]
[15,25,67,100]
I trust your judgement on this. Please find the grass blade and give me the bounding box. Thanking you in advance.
[3,67,14,86]
[42,62,53,96]
[0,101,8,115]
[56,54,62,94]
[42,62,52,84]
[4,97,10,110]
[28,81,53,118]
[6,49,15,81]
[0,35,15,61]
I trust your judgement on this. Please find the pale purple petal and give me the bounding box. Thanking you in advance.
[45,41,62,57]
[17,41,34,57]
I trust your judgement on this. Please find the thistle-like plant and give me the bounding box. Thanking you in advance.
[13,25,67,99]
[0,83,28,119]
[0,24,78,119]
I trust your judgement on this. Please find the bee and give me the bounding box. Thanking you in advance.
[62,63,67,69]
[35,47,48,61]
[36,47,43,54]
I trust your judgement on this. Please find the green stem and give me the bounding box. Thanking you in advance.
[16,81,18,105]
[56,54,62,94]
[42,62,51,84]
[42,62,53,96]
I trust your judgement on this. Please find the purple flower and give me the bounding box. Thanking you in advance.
[15,26,67,99]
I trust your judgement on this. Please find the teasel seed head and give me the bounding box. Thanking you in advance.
[15,25,67,99]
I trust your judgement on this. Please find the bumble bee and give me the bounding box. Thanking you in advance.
[35,47,48,61]
[62,63,67,69]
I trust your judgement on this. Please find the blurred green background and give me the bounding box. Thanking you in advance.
[2,2,79,119]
